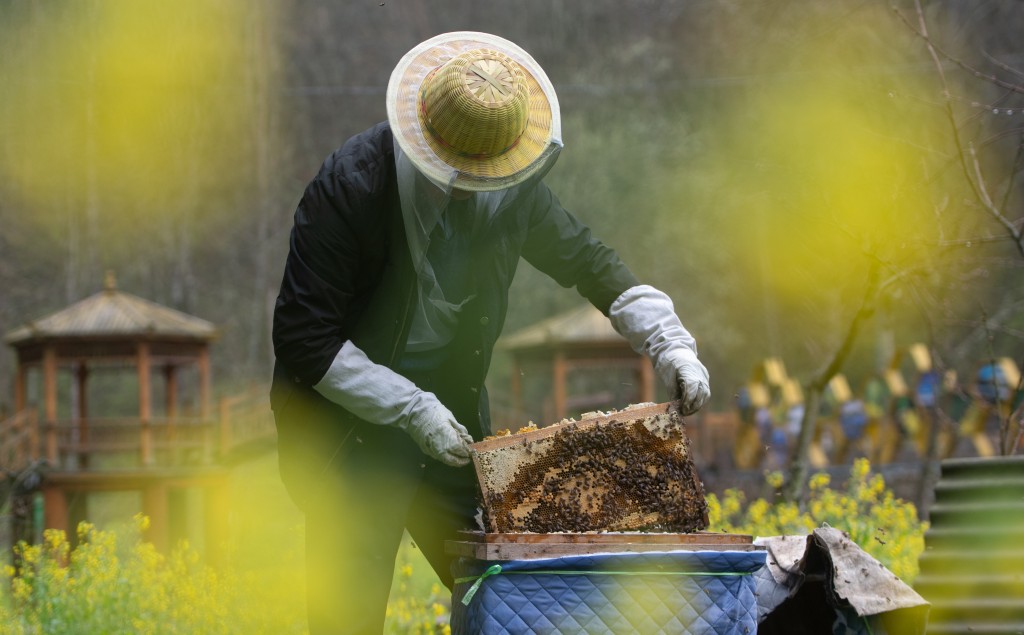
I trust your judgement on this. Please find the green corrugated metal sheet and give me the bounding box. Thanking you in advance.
[916,456,1024,635]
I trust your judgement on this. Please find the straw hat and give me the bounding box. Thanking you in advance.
[387,32,562,192]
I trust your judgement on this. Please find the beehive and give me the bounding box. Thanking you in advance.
[471,402,708,534]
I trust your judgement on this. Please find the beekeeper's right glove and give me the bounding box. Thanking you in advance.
[609,284,710,415]
[313,341,473,467]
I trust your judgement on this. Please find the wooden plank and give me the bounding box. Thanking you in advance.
[60,440,209,453]
[41,466,229,490]
[445,539,763,561]
[471,401,675,453]
[457,530,753,546]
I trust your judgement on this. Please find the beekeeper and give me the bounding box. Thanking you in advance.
[271,31,711,634]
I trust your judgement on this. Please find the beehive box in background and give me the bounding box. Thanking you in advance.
[470,402,708,534]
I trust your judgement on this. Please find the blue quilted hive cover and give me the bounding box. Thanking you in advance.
[451,550,766,634]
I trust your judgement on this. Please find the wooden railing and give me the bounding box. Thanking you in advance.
[0,408,39,475]
[0,385,278,475]
[217,385,276,463]
[0,415,218,471]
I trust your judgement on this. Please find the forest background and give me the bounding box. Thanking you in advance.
[1,0,1022,435]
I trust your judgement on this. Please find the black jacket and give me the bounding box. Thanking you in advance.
[271,122,638,435]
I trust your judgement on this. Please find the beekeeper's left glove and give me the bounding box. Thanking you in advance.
[609,285,710,415]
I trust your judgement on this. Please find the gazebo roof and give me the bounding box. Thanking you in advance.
[5,274,217,346]
[498,304,628,352]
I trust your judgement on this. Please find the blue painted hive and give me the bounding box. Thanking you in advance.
[451,548,766,634]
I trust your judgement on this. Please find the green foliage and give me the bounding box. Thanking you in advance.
[707,459,927,582]
[385,540,452,635]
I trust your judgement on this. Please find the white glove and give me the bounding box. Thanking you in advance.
[609,285,710,415]
[313,341,473,466]
[398,401,474,467]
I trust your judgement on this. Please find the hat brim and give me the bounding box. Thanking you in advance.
[387,32,561,192]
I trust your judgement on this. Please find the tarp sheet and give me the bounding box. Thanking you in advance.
[754,526,929,635]
[451,550,766,634]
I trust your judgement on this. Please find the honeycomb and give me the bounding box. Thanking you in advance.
[471,403,709,534]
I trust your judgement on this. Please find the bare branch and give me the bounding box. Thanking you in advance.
[935,235,1019,249]
[894,1,1024,259]
[968,140,1024,255]
[999,133,1024,216]
[983,50,1024,83]
[892,5,1024,96]
[951,298,1024,359]
[783,259,884,502]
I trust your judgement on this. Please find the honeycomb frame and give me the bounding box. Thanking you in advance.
[470,402,709,534]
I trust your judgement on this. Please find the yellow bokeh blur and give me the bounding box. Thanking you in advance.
[1,1,259,239]
[687,5,960,317]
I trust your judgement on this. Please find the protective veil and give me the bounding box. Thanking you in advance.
[394,144,561,350]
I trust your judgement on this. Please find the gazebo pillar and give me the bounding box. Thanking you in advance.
[164,364,178,420]
[142,483,169,553]
[203,477,229,567]
[640,357,656,403]
[198,347,211,420]
[43,345,58,465]
[138,341,152,466]
[14,360,27,413]
[510,355,524,426]
[42,485,69,534]
[164,364,178,461]
[553,349,567,421]
[76,362,90,468]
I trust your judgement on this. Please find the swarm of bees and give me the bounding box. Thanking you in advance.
[474,409,709,534]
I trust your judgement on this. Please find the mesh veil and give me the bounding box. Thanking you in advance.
[396,143,562,351]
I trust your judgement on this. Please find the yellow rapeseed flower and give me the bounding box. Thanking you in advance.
[851,457,871,482]
[808,473,831,491]
[134,512,151,532]
[707,461,926,583]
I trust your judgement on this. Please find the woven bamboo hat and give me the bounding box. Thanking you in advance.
[387,32,562,192]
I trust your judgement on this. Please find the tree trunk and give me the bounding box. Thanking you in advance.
[783,260,883,502]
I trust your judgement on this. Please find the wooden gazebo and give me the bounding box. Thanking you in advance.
[2,272,227,556]
[498,304,656,427]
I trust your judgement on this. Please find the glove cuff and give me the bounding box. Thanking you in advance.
[609,284,698,360]
[312,340,436,428]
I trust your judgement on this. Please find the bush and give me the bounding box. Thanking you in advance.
[0,515,305,634]
[385,540,452,635]
[0,516,450,634]
[706,458,927,582]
